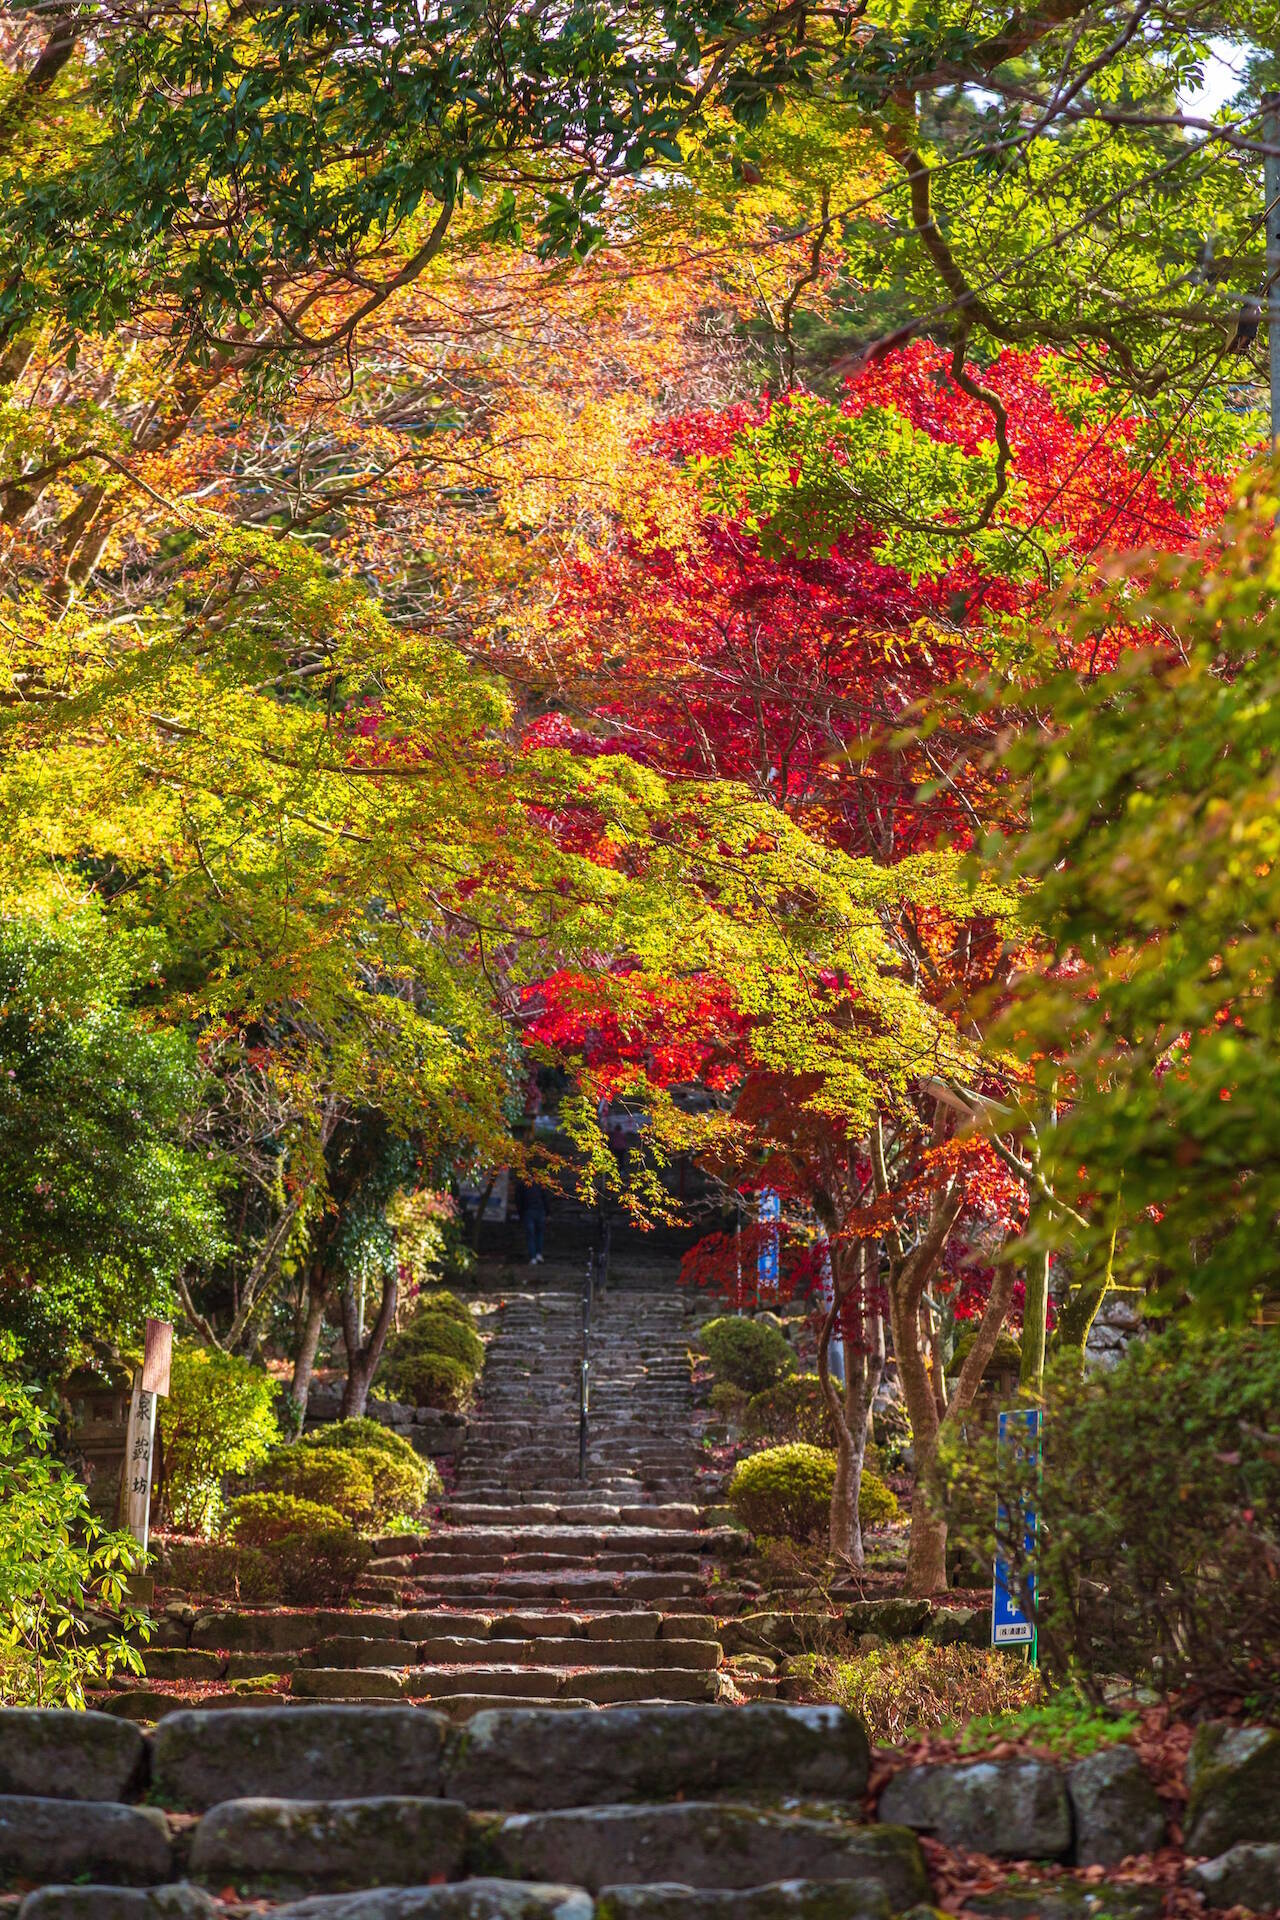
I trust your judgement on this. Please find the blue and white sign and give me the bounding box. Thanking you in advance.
[757,1189,781,1298]
[992,1407,1041,1647]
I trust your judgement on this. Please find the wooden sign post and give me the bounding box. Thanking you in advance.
[122,1320,173,1554]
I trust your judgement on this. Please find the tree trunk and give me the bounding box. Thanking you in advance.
[339,1268,399,1418]
[904,1455,949,1595]
[289,1272,327,1421]
[1020,1249,1051,1389]
[824,1240,885,1567]
[887,1262,947,1595]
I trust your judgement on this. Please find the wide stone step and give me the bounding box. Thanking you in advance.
[484,1804,928,1902]
[291,1666,724,1704]
[307,1634,719,1673]
[399,1572,705,1602]
[189,1794,469,1895]
[593,1885,891,1918]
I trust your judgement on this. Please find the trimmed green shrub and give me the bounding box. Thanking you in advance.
[410,1288,473,1323]
[702,1315,796,1394]
[728,1443,836,1541]
[304,1419,439,1515]
[744,1373,836,1447]
[158,1540,282,1604]
[383,1347,475,1412]
[158,1347,279,1535]
[728,1443,899,1541]
[253,1447,376,1524]
[350,1444,432,1521]
[273,1527,370,1604]
[395,1308,483,1373]
[224,1492,347,1548]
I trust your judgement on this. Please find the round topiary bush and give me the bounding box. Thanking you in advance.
[743,1373,835,1447]
[399,1308,484,1374]
[728,1444,899,1541]
[701,1315,796,1394]
[383,1347,475,1411]
[224,1491,348,1547]
[304,1419,439,1514]
[728,1443,836,1541]
[253,1446,376,1524]
[410,1288,473,1323]
[348,1443,433,1522]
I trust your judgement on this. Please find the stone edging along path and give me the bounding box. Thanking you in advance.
[0,1703,1277,1918]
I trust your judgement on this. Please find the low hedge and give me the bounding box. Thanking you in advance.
[411,1288,473,1324]
[702,1315,796,1394]
[382,1348,475,1412]
[253,1447,376,1524]
[224,1492,348,1547]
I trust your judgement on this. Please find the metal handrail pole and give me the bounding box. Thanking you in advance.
[579,1249,593,1481]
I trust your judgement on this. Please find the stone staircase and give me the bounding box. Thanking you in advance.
[0,1699,933,1916]
[122,1285,764,1720]
[300,1287,744,1712]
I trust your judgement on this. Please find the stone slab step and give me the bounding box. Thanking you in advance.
[484,1804,929,1902]
[188,1794,469,1896]
[263,1883,595,1920]
[594,1883,891,1918]
[400,1574,704,1603]
[405,1527,733,1555]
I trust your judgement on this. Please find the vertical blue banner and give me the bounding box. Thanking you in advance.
[992,1407,1041,1647]
[757,1188,781,1298]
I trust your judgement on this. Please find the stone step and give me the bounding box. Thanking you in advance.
[435,1503,705,1529]
[397,1571,706,1602]
[303,1628,721,1674]
[371,1552,707,1577]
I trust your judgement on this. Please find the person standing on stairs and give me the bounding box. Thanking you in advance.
[515,1175,548,1265]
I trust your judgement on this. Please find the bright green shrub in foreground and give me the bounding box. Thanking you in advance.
[0,1341,147,1705]
[702,1315,796,1393]
[158,1346,279,1535]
